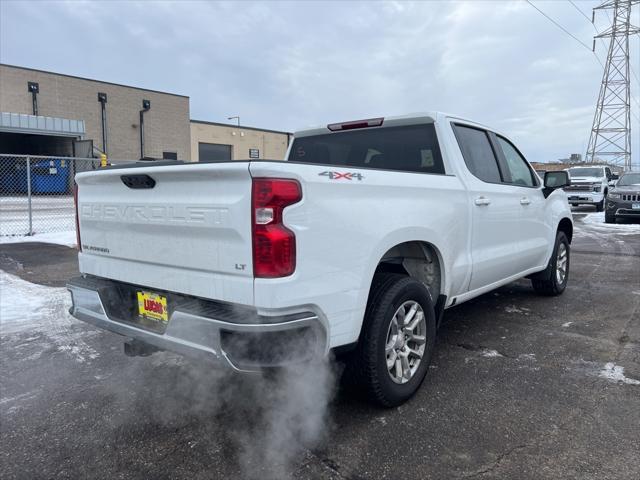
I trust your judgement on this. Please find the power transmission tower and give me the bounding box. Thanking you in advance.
[585,0,639,171]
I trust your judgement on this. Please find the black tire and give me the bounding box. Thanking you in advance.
[605,213,616,224]
[596,200,604,212]
[344,273,436,407]
[531,232,570,296]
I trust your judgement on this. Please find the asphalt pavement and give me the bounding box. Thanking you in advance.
[1,210,639,480]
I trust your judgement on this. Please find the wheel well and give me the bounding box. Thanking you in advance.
[375,241,442,301]
[558,217,573,244]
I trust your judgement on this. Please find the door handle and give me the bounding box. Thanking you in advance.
[520,197,531,205]
[474,196,491,206]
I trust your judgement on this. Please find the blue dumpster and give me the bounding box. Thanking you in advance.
[31,159,71,194]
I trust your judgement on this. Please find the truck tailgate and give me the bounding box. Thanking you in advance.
[76,162,254,305]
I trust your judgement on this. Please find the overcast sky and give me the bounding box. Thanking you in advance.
[1,0,639,165]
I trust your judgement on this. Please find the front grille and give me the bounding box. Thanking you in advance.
[565,184,592,192]
[621,194,640,202]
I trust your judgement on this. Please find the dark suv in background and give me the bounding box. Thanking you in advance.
[605,172,640,223]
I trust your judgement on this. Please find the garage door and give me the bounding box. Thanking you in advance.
[199,142,232,162]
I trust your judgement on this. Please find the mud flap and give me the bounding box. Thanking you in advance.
[435,294,447,328]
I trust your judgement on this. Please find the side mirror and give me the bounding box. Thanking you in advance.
[544,171,569,189]
[543,171,569,199]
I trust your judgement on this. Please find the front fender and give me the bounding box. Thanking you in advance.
[543,189,573,261]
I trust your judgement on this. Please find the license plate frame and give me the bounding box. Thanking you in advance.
[137,291,169,324]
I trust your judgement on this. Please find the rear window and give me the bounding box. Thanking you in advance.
[287,124,445,174]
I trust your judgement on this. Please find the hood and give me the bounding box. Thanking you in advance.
[612,185,640,193]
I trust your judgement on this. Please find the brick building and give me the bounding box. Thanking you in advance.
[0,64,191,160]
[0,64,291,162]
[530,161,624,175]
[190,120,291,161]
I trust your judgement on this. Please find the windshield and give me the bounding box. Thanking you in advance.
[568,167,603,177]
[288,124,445,174]
[617,173,640,186]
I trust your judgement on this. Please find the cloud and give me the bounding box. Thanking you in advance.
[1,0,638,165]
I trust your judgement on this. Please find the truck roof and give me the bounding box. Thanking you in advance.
[293,112,493,138]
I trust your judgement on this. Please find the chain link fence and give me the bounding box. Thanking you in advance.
[0,154,102,237]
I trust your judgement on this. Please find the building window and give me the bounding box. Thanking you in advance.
[198,142,232,162]
[162,151,178,160]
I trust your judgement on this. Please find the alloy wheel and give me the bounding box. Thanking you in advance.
[385,300,427,384]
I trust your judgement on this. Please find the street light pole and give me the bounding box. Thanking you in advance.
[227,116,240,127]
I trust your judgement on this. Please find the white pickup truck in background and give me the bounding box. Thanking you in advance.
[68,112,573,406]
[564,165,615,211]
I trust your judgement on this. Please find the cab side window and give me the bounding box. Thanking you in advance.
[496,136,537,187]
[453,125,502,183]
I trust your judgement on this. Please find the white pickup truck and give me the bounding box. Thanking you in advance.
[564,165,614,211]
[68,112,573,406]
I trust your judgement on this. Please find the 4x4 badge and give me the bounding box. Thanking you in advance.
[319,171,364,181]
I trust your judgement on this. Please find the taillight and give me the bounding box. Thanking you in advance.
[74,182,81,251]
[252,178,302,278]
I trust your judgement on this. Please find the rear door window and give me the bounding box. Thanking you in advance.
[452,124,502,183]
[287,124,445,174]
[495,136,537,187]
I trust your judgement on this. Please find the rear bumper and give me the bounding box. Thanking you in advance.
[67,275,327,371]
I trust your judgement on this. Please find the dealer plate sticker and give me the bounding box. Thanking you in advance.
[137,291,168,323]
[632,203,640,210]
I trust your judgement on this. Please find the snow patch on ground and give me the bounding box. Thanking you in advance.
[579,212,640,234]
[518,353,536,361]
[505,305,530,315]
[0,391,39,405]
[0,230,76,247]
[562,322,573,328]
[599,362,640,386]
[0,271,99,362]
[0,196,75,237]
[480,349,503,358]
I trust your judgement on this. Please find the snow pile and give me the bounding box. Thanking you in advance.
[0,271,99,362]
[0,230,76,247]
[580,212,640,234]
[0,271,69,333]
